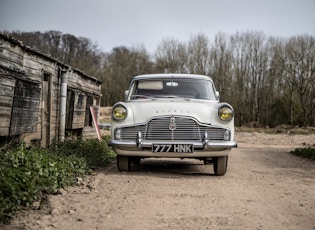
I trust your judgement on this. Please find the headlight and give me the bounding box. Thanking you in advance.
[112,105,127,121]
[218,106,233,121]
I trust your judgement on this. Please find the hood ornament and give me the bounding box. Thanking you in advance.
[169,116,177,131]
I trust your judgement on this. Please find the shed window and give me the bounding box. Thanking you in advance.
[43,72,50,82]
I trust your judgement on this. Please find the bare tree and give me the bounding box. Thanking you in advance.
[187,33,210,75]
[43,30,62,59]
[209,32,233,102]
[229,32,252,126]
[101,46,153,105]
[285,35,315,126]
[154,38,188,73]
[263,37,287,126]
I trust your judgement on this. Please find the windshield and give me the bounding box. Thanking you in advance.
[128,78,217,101]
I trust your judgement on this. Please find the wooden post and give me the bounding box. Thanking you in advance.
[90,106,102,141]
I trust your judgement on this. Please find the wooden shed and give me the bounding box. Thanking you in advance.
[0,33,102,147]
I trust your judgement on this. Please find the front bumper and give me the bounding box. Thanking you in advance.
[110,127,237,158]
[110,139,237,151]
[110,139,237,158]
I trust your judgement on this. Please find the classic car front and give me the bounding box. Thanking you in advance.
[110,74,237,176]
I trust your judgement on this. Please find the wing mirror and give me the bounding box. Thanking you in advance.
[216,91,220,99]
[125,90,129,101]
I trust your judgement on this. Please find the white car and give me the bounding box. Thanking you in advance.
[110,74,237,175]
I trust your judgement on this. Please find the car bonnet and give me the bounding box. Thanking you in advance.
[128,99,218,125]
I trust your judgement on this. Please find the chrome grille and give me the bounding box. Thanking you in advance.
[200,127,226,140]
[120,116,226,141]
[146,117,201,140]
[121,125,146,139]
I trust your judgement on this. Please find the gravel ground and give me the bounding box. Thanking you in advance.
[2,131,315,230]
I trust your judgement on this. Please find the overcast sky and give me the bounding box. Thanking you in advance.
[0,0,314,54]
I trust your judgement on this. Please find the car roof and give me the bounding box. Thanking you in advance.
[132,73,213,81]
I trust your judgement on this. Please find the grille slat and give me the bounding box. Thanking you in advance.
[120,116,225,141]
[121,125,146,139]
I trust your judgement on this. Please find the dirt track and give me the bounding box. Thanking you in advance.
[3,132,315,230]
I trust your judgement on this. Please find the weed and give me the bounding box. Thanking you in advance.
[0,136,115,224]
[290,145,315,160]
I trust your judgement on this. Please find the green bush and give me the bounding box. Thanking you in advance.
[51,136,115,168]
[0,136,115,224]
[290,145,315,160]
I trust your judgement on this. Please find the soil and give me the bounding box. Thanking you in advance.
[2,132,315,230]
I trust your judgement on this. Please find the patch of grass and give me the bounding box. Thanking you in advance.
[290,145,315,160]
[0,136,115,224]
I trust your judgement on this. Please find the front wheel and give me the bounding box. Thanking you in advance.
[117,155,131,171]
[213,156,228,176]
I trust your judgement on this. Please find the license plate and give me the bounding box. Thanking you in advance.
[152,144,193,153]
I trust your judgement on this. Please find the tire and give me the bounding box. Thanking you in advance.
[117,155,131,171]
[213,156,228,176]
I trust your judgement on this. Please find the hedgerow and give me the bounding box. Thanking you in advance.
[0,136,115,224]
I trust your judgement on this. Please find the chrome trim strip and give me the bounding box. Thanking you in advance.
[115,115,228,130]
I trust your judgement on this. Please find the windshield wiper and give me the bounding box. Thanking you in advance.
[130,95,156,100]
[157,95,191,101]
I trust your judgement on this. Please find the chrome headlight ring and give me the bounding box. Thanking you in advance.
[218,104,234,122]
[112,104,127,121]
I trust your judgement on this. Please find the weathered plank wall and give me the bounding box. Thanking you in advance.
[72,93,87,129]
[0,33,102,146]
[22,51,59,141]
[0,39,24,69]
[0,73,15,136]
[67,74,101,95]
[10,78,40,135]
[66,91,87,129]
